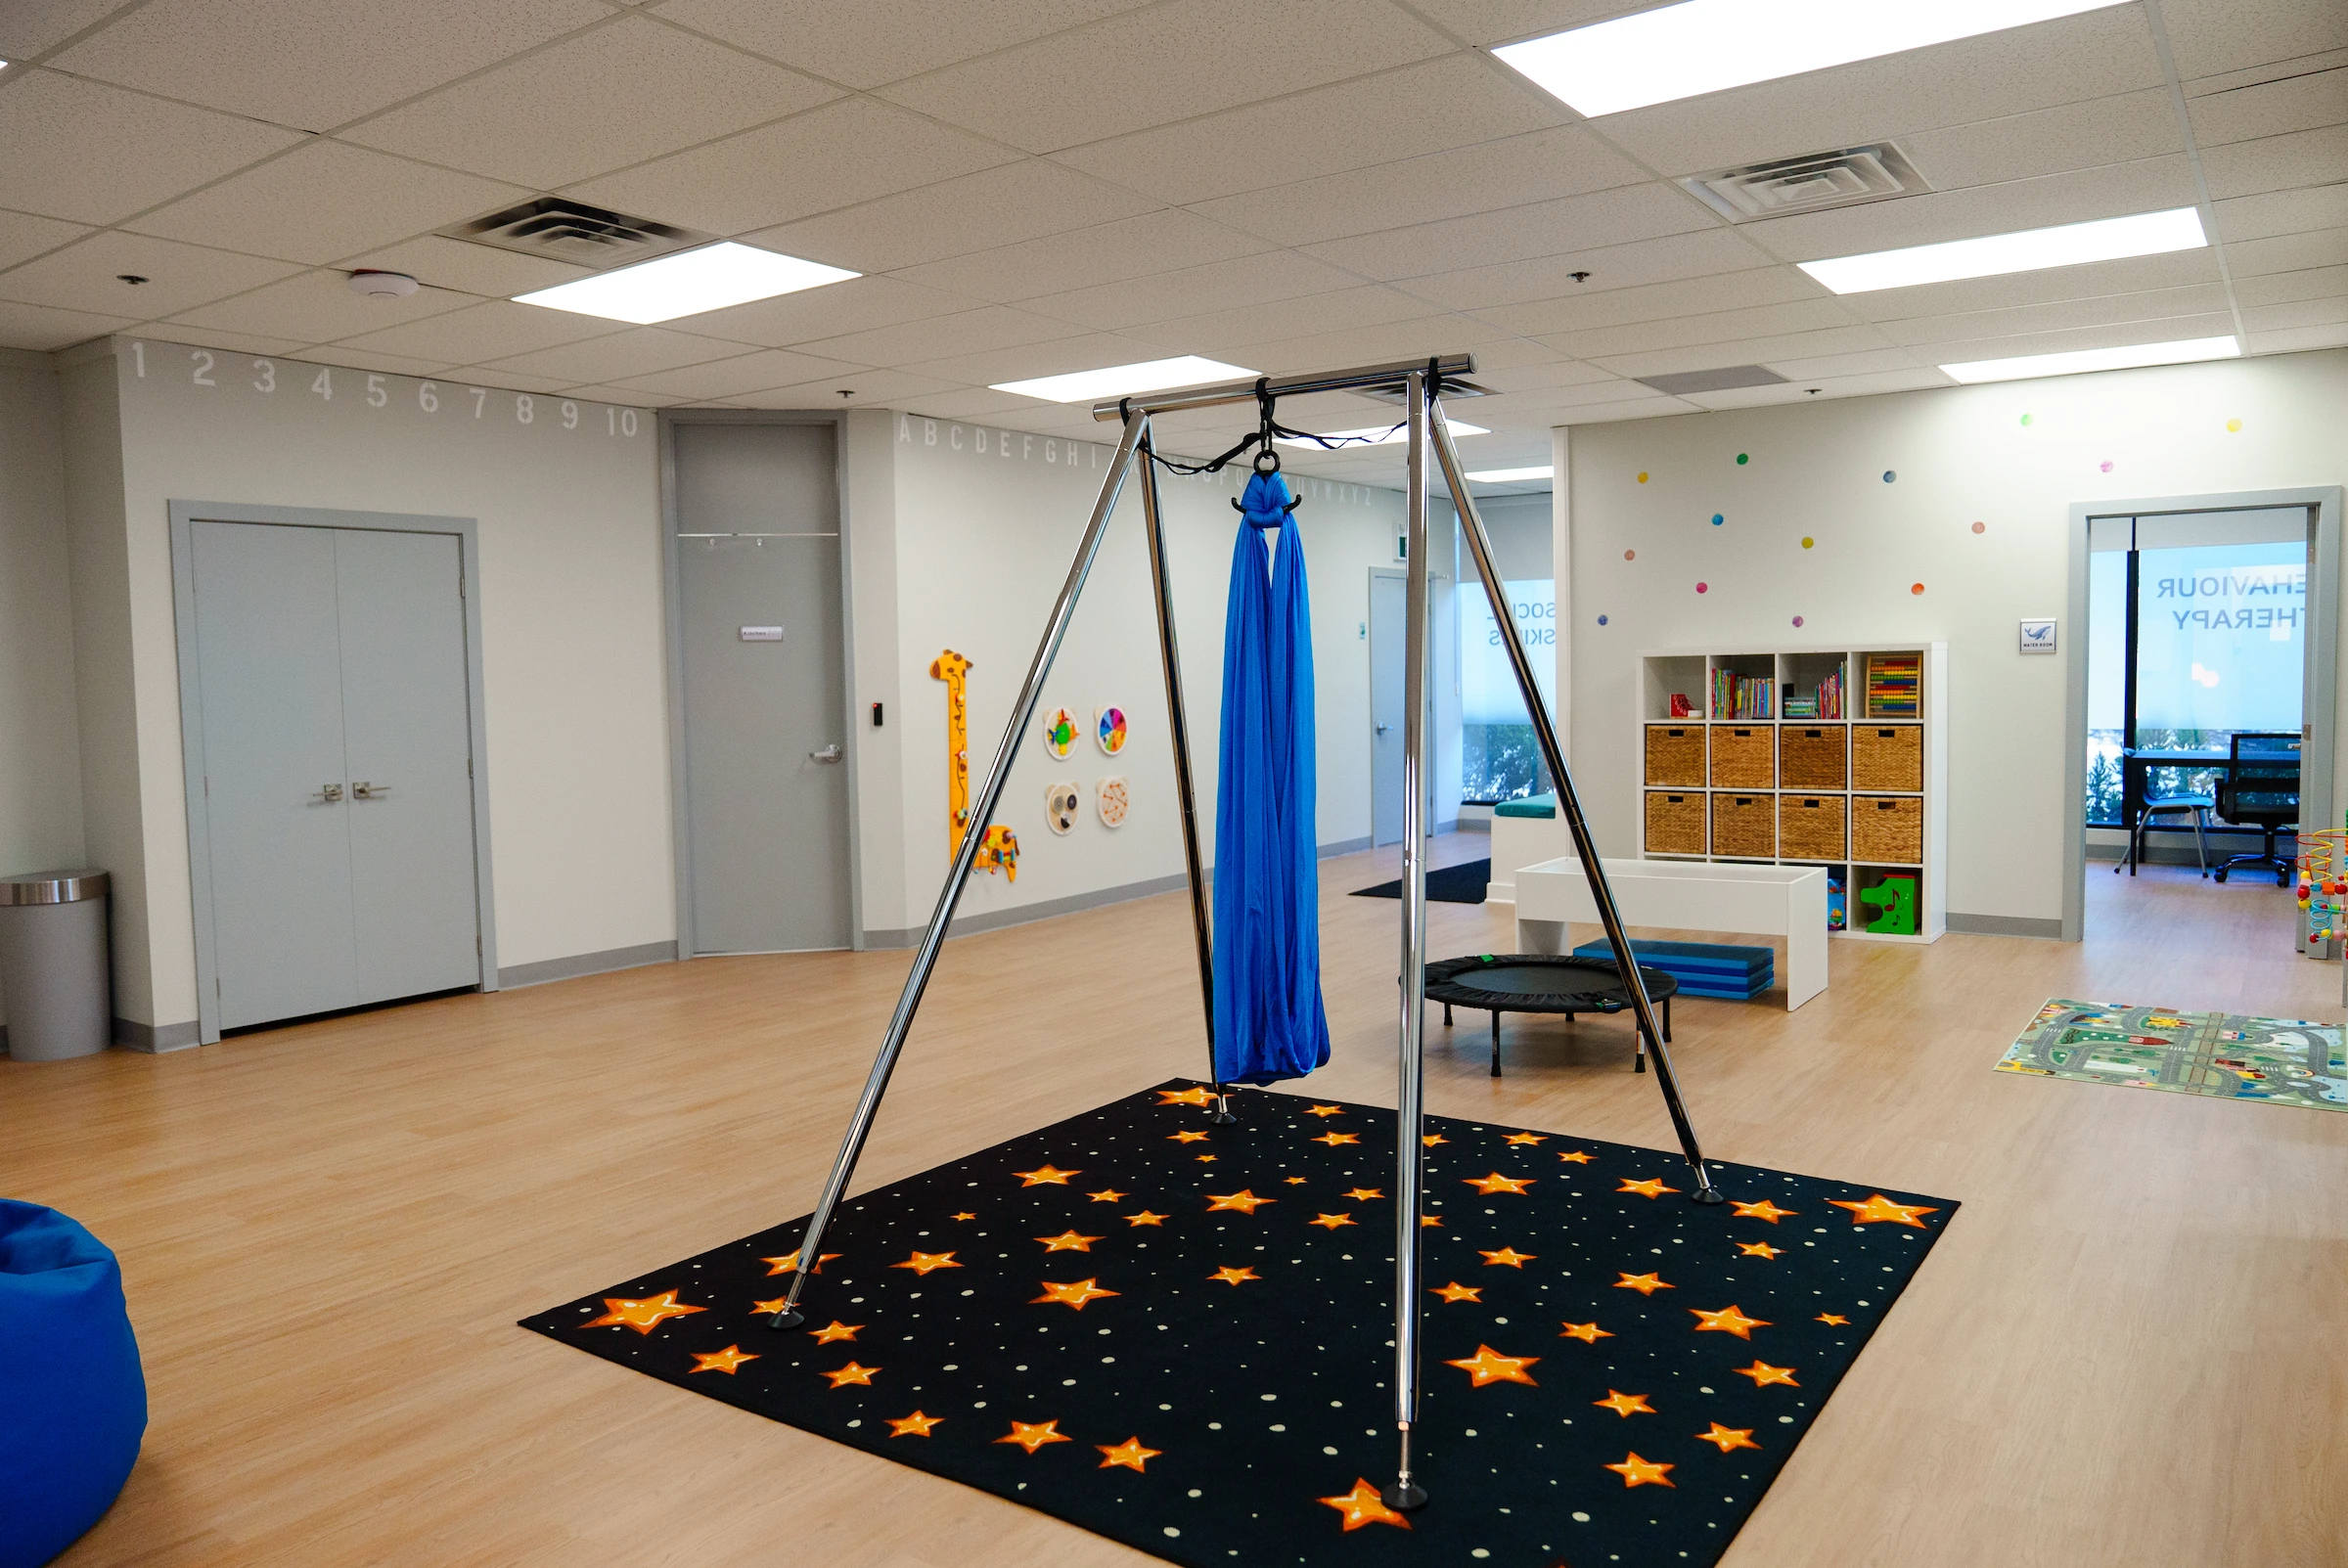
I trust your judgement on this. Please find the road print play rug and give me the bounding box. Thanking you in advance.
[1997,1000,2348,1111]
[522,1081,1955,1567]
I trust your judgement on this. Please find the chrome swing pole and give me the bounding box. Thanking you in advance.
[1137,434,1234,1122]
[767,411,1151,1328]
[1427,397,1724,1204]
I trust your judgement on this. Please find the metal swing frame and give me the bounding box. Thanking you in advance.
[764,352,1724,1511]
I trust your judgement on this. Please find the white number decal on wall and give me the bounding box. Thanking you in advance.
[311,368,332,400]
[130,341,145,378]
[252,359,275,392]
[606,407,615,435]
[561,400,578,429]
[191,349,215,387]
[419,381,438,413]
[366,374,386,408]
[516,394,533,424]
[620,408,639,437]
[471,387,487,419]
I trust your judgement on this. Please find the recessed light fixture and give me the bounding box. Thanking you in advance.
[1798,207,2206,294]
[1466,466,1555,483]
[991,356,1256,403]
[1275,421,1490,448]
[348,270,420,299]
[514,241,857,325]
[1493,0,2128,117]
[1939,335,2239,384]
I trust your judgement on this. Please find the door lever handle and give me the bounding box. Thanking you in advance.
[351,782,390,799]
[810,744,843,764]
[314,783,343,803]
[1375,723,1391,735]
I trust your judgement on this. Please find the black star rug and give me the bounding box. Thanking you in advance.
[521,1080,1955,1566]
[1351,859,1490,903]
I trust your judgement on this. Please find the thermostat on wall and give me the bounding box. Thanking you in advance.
[740,625,784,641]
[2018,619,2055,653]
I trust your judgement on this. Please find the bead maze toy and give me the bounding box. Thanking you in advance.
[973,825,1019,880]
[2295,829,2345,946]
[929,649,973,859]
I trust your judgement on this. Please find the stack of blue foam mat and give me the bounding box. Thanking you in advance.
[1570,939,1773,1001]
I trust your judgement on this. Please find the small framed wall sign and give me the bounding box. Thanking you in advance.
[2019,619,2057,654]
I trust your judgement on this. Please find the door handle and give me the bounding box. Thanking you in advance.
[351,782,390,799]
[1376,724,1391,735]
[810,744,843,764]
[314,783,343,803]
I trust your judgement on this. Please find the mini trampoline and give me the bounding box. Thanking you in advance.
[1423,954,1677,1078]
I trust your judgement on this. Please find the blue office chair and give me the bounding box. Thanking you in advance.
[2212,732,2300,885]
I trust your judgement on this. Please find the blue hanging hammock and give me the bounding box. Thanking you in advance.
[1212,469,1332,1086]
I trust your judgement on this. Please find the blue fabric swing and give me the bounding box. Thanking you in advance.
[1212,468,1332,1085]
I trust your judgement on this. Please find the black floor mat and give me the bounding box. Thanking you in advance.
[1351,859,1491,903]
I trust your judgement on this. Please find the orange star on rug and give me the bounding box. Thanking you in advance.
[1209,1266,1258,1285]
[1124,1211,1167,1227]
[1730,1198,1795,1224]
[1558,1150,1597,1164]
[1614,1272,1673,1295]
[822,1362,879,1388]
[1738,1241,1783,1259]
[1466,1172,1533,1195]
[1446,1344,1539,1387]
[886,1411,944,1438]
[1096,1436,1161,1472]
[1420,1215,1442,1228]
[1036,1231,1103,1252]
[951,1212,976,1221]
[1205,1189,1274,1214]
[1319,1478,1411,1531]
[1593,1389,1653,1417]
[1617,1177,1678,1198]
[1309,1212,1355,1230]
[1304,1104,1345,1118]
[760,1251,840,1277]
[1285,1177,1309,1185]
[1422,1134,1448,1147]
[1345,1187,1385,1201]
[1559,1321,1613,1343]
[1829,1193,1941,1228]
[893,1250,961,1276]
[1014,1164,1079,1186]
[1313,1133,1361,1146]
[1429,1281,1482,1304]
[807,1321,863,1344]
[1196,1154,1217,1163]
[583,1290,704,1335]
[1503,1132,1547,1145]
[1480,1246,1535,1268]
[1816,1313,1850,1326]
[1603,1452,1675,1489]
[689,1345,759,1375]
[750,1296,793,1316]
[1696,1422,1760,1453]
[1170,1131,1210,1143]
[1691,1304,1770,1339]
[1158,1087,1217,1106]
[996,1419,1070,1453]
[1734,1360,1799,1388]
[1087,1188,1127,1203]
[1032,1278,1118,1311]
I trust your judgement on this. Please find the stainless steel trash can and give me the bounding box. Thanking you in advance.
[0,871,111,1061]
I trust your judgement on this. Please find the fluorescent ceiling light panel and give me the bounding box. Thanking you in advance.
[1799,208,2206,294]
[1939,335,2238,384]
[991,356,1255,403]
[1275,422,1489,448]
[1467,466,1555,482]
[514,241,857,324]
[1494,0,2129,117]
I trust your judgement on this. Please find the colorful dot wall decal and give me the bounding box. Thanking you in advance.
[1623,549,1636,560]
[1972,521,1986,533]
[1911,583,1925,595]
[1882,470,1897,483]
[1598,614,1609,625]
[2100,460,2114,472]
[1791,615,1804,628]
[2020,413,2033,426]
[1695,582,1709,594]
[1711,513,1724,525]
[1801,536,1815,549]
[1637,471,1648,483]
[1736,453,1749,465]
[2228,418,2243,432]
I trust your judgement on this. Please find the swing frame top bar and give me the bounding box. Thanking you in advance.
[1087,352,1484,421]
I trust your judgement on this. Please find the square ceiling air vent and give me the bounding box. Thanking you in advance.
[438,198,713,268]
[1678,143,1928,223]
[1635,365,1788,397]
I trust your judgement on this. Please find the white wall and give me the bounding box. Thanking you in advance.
[1564,347,2348,927]
[83,336,671,1032]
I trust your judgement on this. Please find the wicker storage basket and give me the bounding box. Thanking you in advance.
[1708,725,1775,788]
[1644,724,1706,786]
[1778,793,1847,861]
[1852,724,1922,790]
[1851,794,1923,862]
[1711,792,1775,858]
[1645,791,1706,855]
[1780,725,1848,789]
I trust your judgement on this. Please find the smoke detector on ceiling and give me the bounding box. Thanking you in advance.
[1678,143,1928,223]
[438,197,712,267]
[348,270,419,299]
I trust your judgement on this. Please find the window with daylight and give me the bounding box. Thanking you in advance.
[1459,578,1556,803]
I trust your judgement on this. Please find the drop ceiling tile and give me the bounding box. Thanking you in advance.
[1588,325,1899,380]
[794,305,1088,368]
[2187,66,2348,145]
[0,232,301,317]
[1468,359,1622,395]
[1905,313,2237,363]
[1052,53,1569,206]
[341,16,841,190]
[1466,336,1590,372]
[1832,247,2223,321]
[1559,397,1700,426]
[1594,6,2165,176]
[0,0,124,57]
[2199,124,2348,200]
[2246,321,2348,353]
[1119,286,1433,355]
[746,160,1157,275]
[1472,267,1824,336]
[0,207,88,271]
[2213,183,2348,243]
[1552,296,1862,360]
[342,235,593,299]
[1302,183,1713,283]
[1402,227,1779,311]
[561,382,693,408]
[2159,0,2348,81]
[726,369,963,408]
[1759,346,1934,380]
[1678,367,1949,409]
[894,331,1188,388]
[0,299,134,351]
[1473,377,1664,413]
[892,387,1040,421]
[874,0,1453,154]
[50,0,610,131]
[126,142,529,266]
[607,347,868,400]
[1899,89,2183,192]
[1226,314,1508,377]
[168,268,474,343]
[1397,0,1652,48]
[2242,294,2348,332]
[1740,157,2200,263]
[650,0,1151,91]
[1016,250,1366,332]
[129,324,308,358]
[334,298,626,361]
[661,274,977,348]
[2234,263,2348,305]
[565,97,1021,238]
[481,326,751,383]
[1871,283,2232,346]
[2224,227,2348,275]
[892,210,1272,304]
[0,70,303,225]
[442,366,579,395]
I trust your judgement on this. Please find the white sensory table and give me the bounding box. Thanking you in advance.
[1513,857,1829,1011]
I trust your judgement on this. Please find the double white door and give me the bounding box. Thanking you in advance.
[188,520,483,1030]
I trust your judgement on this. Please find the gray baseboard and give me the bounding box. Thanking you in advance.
[1945,912,2065,939]
[863,872,1194,949]
[498,940,677,989]
[113,1016,202,1053]
[1453,817,1492,834]
[1318,835,1372,859]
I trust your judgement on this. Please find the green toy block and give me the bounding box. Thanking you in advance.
[1859,874,1919,935]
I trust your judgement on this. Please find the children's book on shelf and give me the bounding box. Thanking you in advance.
[1709,670,1775,720]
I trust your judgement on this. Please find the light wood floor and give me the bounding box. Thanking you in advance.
[8,841,2345,1567]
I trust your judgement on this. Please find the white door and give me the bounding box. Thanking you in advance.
[1371,571,1406,846]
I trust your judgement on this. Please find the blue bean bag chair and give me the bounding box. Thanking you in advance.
[0,1202,146,1568]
